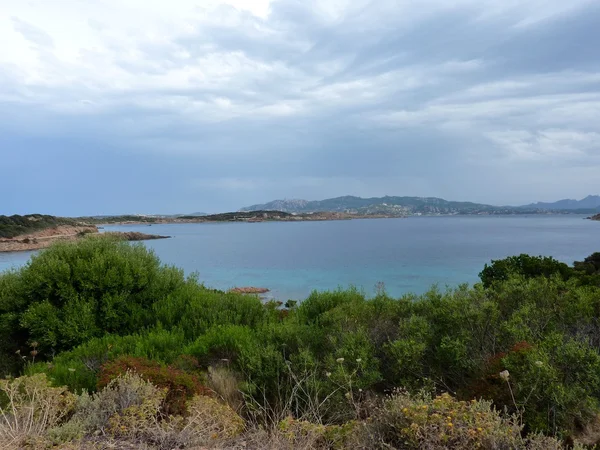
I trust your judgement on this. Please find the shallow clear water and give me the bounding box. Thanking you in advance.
[1,216,598,300]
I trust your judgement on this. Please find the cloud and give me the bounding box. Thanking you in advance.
[11,17,55,48]
[0,0,599,214]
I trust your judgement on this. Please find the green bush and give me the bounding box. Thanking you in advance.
[24,328,189,392]
[0,236,187,362]
[479,254,573,288]
[153,278,275,341]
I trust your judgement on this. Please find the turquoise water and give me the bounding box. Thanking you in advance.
[1,216,598,300]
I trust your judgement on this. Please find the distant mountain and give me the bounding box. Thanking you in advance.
[521,195,600,211]
[241,199,309,212]
[240,196,530,216]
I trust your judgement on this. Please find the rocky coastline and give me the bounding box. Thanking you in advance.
[588,214,600,221]
[0,226,170,253]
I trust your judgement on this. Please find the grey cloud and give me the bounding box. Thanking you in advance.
[1,0,600,213]
[11,17,54,48]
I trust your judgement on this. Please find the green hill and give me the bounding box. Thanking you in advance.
[241,195,535,215]
[0,214,79,239]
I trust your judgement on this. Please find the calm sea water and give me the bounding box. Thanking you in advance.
[1,216,598,300]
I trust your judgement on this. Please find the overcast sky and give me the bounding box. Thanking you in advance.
[1,0,599,215]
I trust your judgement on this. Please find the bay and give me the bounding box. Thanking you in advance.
[0,215,598,300]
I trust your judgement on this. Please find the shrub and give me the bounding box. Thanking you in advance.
[153,279,275,341]
[183,395,245,441]
[0,374,76,447]
[0,237,187,364]
[355,391,566,449]
[500,335,600,436]
[479,254,573,288]
[277,416,356,449]
[97,356,210,416]
[61,371,166,437]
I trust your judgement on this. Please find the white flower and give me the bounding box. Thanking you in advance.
[499,370,510,382]
[356,358,362,363]
[535,361,543,368]
[326,372,332,378]
[345,392,351,399]
[336,358,345,363]
[67,368,76,373]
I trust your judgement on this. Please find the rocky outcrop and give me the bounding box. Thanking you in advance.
[589,214,600,221]
[104,232,170,241]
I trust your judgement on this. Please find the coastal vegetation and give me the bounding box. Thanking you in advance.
[0,215,79,239]
[1,237,600,448]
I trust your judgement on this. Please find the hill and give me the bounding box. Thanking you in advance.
[0,214,80,239]
[178,210,293,222]
[522,195,600,211]
[240,196,531,216]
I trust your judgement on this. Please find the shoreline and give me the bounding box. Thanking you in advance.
[93,213,400,227]
[0,228,170,253]
[91,211,594,227]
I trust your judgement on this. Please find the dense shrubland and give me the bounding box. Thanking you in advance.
[1,236,600,448]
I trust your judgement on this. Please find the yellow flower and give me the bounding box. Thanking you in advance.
[447,422,454,428]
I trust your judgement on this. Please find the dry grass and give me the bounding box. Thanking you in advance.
[0,374,76,449]
[207,366,245,413]
[1,373,590,450]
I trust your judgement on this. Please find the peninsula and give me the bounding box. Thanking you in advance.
[0,215,169,253]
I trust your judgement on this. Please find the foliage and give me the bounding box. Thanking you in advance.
[355,391,570,449]
[0,236,187,362]
[3,238,600,444]
[277,416,356,449]
[0,373,76,448]
[183,395,245,441]
[64,371,166,437]
[153,279,275,341]
[479,254,572,288]
[98,356,210,416]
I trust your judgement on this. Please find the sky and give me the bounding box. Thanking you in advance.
[1,0,599,215]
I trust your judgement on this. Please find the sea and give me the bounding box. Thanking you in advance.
[1,215,598,300]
